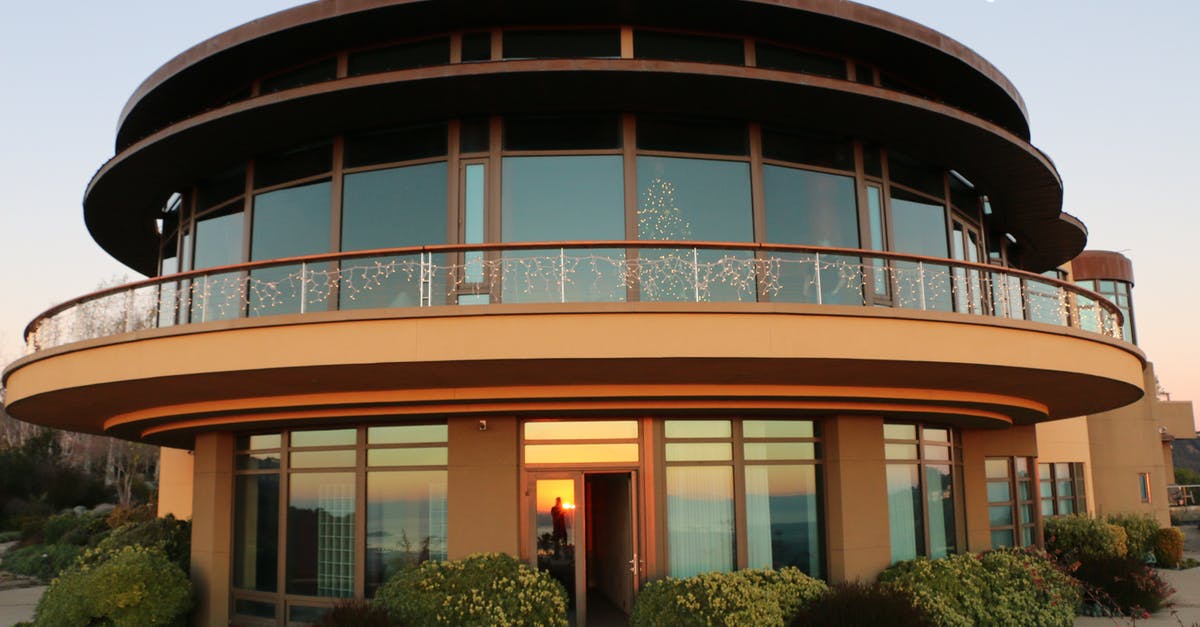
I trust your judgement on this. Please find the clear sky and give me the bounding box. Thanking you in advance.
[0,1,1196,420]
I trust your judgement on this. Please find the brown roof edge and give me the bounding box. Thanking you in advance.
[1072,250,1135,285]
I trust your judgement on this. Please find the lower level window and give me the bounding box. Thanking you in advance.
[232,424,448,623]
[1039,462,1086,515]
[884,423,962,563]
[986,457,1038,548]
[663,418,823,578]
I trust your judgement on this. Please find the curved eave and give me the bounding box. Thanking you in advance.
[87,61,1066,276]
[114,0,1029,149]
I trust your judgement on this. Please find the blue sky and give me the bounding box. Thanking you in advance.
[1,1,1196,414]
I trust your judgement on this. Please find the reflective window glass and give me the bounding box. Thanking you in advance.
[504,115,621,151]
[762,128,854,171]
[667,466,735,577]
[369,424,448,445]
[634,31,744,65]
[743,420,814,439]
[755,43,845,78]
[746,465,821,575]
[664,420,732,439]
[250,181,333,315]
[887,464,923,562]
[891,191,951,311]
[524,421,639,441]
[637,117,748,155]
[344,124,448,168]
[287,473,356,596]
[292,429,356,448]
[348,38,450,76]
[255,143,332,189]
[524,443,639,464]
[234,474,280,592]
[197,165,246,211]
[194,210,244,269]
[366,470,447,595]
[367,448,448,467]
[260,58,337,95]
[665,442,733,462]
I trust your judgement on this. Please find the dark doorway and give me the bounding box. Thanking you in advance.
[585,473,635,626]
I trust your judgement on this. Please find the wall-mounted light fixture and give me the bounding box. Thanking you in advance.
[479,419,488,432]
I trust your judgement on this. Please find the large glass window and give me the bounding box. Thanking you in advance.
[637,156,753,302]
[1039,462,1086,516]
[890,191,951,312]
[885,423,961,563]
[987,457,1038,548]
[232,425,447,622]
[191,209,245,322]
[501,155,625,303]
[763,165,860,305]
[250,181,332,315]
[664,418,822,578]
[341,162,448,309]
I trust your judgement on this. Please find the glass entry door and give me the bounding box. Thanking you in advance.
[529,471,638,626]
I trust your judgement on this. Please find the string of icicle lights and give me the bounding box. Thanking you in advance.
[28,250,1121,351]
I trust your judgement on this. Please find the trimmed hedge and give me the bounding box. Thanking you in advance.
[33,545,192,627]
[1105,513,1160,560]
[1044,515,1127,561]
[878,548,1081,627]
[374,552,567,626]
[1153,527,1185,569]
[631,567,828,626]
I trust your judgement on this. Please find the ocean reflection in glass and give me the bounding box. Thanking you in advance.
[745,465,821,576]
[366,470,447,596]
[667,466,735,577]
[286,472,355,597]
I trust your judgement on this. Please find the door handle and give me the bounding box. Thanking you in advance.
[629,553,638,575]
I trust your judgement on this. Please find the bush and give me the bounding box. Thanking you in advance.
[94,515,191,572]
[878,548,1081,627]
[374,552,567,626]
[630,567,827,626]
[0,544,82,580]
[1044,515,1127,561]
[106,504,157,529]
[33,545,192,627]
[0,530,19,542]
[790,581,931,627]
[41,511,110,546]
[1154,527,1185,568]
[1105,513,1160,560]
[1074,553,1172,617]
[313,599,396,627]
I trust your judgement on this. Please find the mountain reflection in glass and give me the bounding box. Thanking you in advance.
[745,465,821,576]
[501,156,624,303]
[637,157,754,302]
[366,470,447,596]
[667,466,734,577]
[287,472,355,597]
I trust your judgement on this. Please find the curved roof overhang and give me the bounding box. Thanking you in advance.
[1073,250,1135,285]
[86,61,1077,276]
[114,0,1029,149]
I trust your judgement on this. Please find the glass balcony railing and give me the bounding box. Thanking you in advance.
[24,241,1125,352]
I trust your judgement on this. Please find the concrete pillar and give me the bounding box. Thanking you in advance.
[447,416,519,557]
[157,447,194,519]
[190,432,234,627]
[823,415,890,581]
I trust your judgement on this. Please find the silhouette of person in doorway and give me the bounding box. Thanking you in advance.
[551,497,568,556]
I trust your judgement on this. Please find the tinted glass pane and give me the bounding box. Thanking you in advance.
[250,181,332,314]
[237,434,282,450]
[746,465,821,575]
[237,452,281,470]
[287,473,355,596]
[743,442,816,461]
[887,464,923,562]
[883,423,916,440]
[369,424,448,444]
[985,459,1010,480]
[665,442,733,462]
[764,166,857,247]
[197,165,246,211]
[292,429,356,448]
[524,421,638,441]
[987,482,1011,502]
[755,43,845,78]
[743,420,814,439]
[366,470,448,595]
[255,143,332,189]
[634,31,743,65]
[524,443,639,464]
[926,464,956,558]
[260,58,337,95]
[504,115,621,151]
[348,38,450,76]
[534,479,576,602]
[460,118,490,153]
[664,420,731,439]
[891,191,951,311]
[461,32,492,62]
[367,448,449,467]
[194,210,244,269]
[344,124,448,168]
[291,450,357,468]
[762,128,854,171]
[234,599,276,619]
[991,529,1015,548]
[667,466,734,577]
[888,151,944,198]
[503,29,619,59]
[289,606,332,623]
[989,504,1014,526]
[637,117,748,155]
[885,443,918,460]
[234,474,279,591]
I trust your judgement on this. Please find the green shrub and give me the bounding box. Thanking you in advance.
[1153,527,1185,568]
[33,545,191,627]
[106,503,157,529]
[1044,515,1127,561]
[41,511,110,546]
[93,515,191,572]
[1074,553,1172,617]
[0,530,19,542]
[0,544,82,580]
[374,552,567,626]
[630,567,827,627]
[314,599,397,627]
[878,548,1081,627]
[790,581,931,627]
[1105,513,1160,559]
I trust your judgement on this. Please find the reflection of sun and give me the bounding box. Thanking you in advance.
[535,479,575,512]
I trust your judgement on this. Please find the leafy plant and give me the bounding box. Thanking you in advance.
[630,567,828,626]
[1104,513,1160,560]
[790,581,931,627]
[93,515,191,572]
[1073,553,1173,617]
[878,547,1081,627]
[374,552,567,626]
[33,545,192,627]
[0,530,18,542]
[106,503,157,529]
[1044,514,1127,561]
[1153,527,1185,568]
[0,543,82,580]
[41,511,110,546]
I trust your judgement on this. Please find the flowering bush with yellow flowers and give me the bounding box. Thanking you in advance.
[373,552,568,626]
[32,545,192,627]
[630,567,828,626]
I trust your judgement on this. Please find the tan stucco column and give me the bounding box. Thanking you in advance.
[190,432,233,627]
[447,416,519,557]
[823,415,890,581]
[157,447,194,519]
